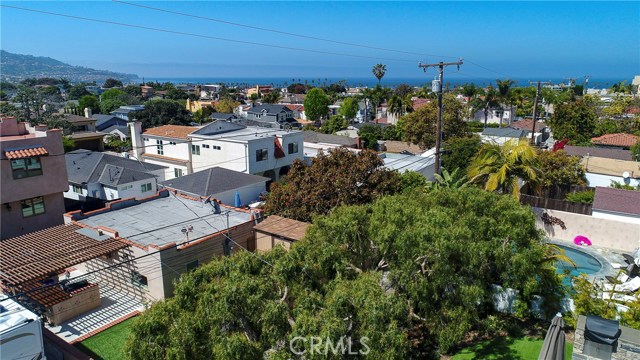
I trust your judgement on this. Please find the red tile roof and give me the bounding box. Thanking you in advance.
[4,146,49,159]
[591,133,639,148]
[143,125,198,139]
[593,187,640,216]
[412,98,430,111]
[510,119,547,132]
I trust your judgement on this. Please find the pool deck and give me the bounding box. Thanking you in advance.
[548,238,629,282]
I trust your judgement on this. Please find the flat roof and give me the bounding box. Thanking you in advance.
[582,157,640,178]
[76,195,253,247]
[593,187,640,216]
[191,126,299,143]
[381,153,435,173]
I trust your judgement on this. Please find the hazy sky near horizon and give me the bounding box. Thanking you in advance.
[1,1,639,80]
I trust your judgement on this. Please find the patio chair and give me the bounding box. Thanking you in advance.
[622,253,636,265]
[626,264,640,278]
[603,276,640,293]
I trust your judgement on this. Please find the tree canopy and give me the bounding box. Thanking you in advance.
[535,150,586,197]
[103,78,123,88]
[441,135,482,173]
[547,100,598,145]
[303,88,331,121]
[135,99,192,128]
[338,97,358,121]
[319,115,348,134]
[401,94,467,149]
[264,148,401,222]
[128,187,563,358]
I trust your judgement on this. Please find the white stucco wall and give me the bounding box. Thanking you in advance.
[214,182,267,207]
[191,140,248,173]
[63,185,89,201]
[592,210,640,225]
[585,172,640,188]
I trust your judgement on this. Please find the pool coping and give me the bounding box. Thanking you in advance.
[547,239,617,282]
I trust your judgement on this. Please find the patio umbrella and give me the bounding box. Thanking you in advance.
[538,313,566,360]
[234,191,242,208]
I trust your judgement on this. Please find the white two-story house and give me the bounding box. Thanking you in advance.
[131,121,304,182]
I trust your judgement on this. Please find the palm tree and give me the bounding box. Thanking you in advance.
[477,85,499,128]
[496,79,515,126]
[426,168,469,190]
[461,83,479,119]
[467,139,539,198]
[372,64,387,84]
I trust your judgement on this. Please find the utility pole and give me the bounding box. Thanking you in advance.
[529,81,550,146]
[418,58,463,175]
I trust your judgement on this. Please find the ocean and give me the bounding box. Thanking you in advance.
[137,76,629,88]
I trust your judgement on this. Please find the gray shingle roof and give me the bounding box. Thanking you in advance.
[247,104,291,115]
[210,112,237,121]
[160,167,269,197]
[303,131,357,147]
[563,146,633,161]
[66,150,166,185]
[97,164,156,186]
[481,128,528,138]
[103,125,130,135]
[593,187,640,216]
[92,114,125,130]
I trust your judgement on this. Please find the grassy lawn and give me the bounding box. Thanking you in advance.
[451,336,573,360]
[75,318,135,360]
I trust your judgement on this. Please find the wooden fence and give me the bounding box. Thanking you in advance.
[519,194,592,215]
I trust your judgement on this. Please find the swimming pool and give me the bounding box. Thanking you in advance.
[555,244,603,287]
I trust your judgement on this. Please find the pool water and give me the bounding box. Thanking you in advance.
[555,245,602,288]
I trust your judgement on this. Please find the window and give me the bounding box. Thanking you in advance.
[11,157,43,179]
[186,260,199,271]
[141,183,152,192]
[256,148,268,162]
[202,144,210,149]
[120,184,133,191]
[288,142,299,154]
[169,141,177,145]
[174,168,183,178]
[72,185,83,194]
[21,197,45,217]
[156,140,164,155]
[131,271,148,288]
[143,137,149,142]
[213,145,221,150]
[191,144,200,155]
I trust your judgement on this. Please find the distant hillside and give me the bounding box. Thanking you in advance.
[0,50,138,83]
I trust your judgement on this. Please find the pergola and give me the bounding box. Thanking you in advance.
[0,224,128,324]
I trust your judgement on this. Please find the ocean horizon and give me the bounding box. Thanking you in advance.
[136,76,630,89]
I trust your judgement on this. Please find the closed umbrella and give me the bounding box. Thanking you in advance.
[234,191,242,208]
[538,313,565,360]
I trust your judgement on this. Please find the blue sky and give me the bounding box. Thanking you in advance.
[1,1,639,80]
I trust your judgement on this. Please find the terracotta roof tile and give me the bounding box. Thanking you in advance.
[254,215,310,242]
[143,125,198,139]
[509,119,546,132]
[412,98,430,111]
[591,133,639,148]
[4,146,49,159]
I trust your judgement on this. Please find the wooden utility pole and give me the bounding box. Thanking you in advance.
[529,81,550,146]
[418,59,463,175]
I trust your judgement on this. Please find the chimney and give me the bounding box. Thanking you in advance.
[84,107,92,118]
[129,121,144,160]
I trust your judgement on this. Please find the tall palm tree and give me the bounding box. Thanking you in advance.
[372,64,387,84]
[496,79,515,126]
[477,85,499,128]
[461,83,479,119]
[467,139,539,198]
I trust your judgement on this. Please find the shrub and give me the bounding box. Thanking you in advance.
[565,190,594,204]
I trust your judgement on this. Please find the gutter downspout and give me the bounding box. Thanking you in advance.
[187,138,194,174]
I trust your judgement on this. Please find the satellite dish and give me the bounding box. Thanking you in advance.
[623,171,630,178]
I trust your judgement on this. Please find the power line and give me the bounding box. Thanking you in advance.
[1,5,417,64]
[112,0,459,59]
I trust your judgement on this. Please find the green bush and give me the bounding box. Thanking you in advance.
[565,190,594,204]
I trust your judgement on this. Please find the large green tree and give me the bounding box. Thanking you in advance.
[535,150,587,197]
[100,88,136,113]
[265,148,401,222]
[135,99,192,128]
[401,94,467,150]
[372,63,387,84]
[128,187,563,358]
[78,95,101,114]
[304,88,331,121]
[103,78,123,88]
[67,83,91,100]
[547,99,598,145]
[441,135,482,173]
[338,97,358,121]
[319,115,348,134]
